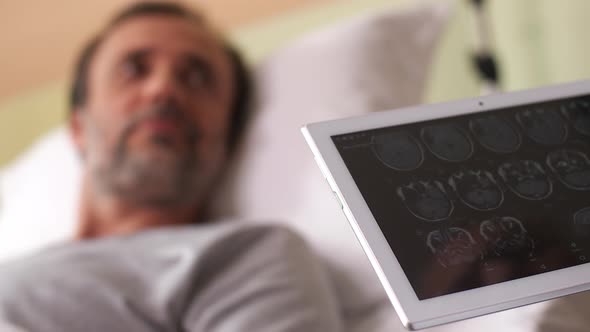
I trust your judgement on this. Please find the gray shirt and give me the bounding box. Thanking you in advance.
[0,223,342,332]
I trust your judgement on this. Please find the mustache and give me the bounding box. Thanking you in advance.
[114,103,200,156]
[126,103,198,138]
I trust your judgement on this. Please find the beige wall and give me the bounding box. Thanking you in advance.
[0,0,331,101]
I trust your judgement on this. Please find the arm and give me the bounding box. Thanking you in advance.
[182,225,343,332]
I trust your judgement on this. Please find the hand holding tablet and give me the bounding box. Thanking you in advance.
[302,80,590,330]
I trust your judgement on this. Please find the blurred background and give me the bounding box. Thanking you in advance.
[1,0,590,166]
[1,2,590,330]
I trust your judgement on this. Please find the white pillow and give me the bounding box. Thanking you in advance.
[0,129,81,261]
[0,0,450,318]
[208,1,451,313]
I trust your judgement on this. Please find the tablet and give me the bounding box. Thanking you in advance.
[301,80,590,330]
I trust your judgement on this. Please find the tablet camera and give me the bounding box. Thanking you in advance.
[561,100,590,136]
[469,115,521,153]
[397,180,454,222]
[498,160,553,200]
[449,169,504,211]
[420,124,474,162]
[516,108,568,145]
[427,227,482,268]
[480,216,535,257]
[371,131,424,171]
[547,149,590,190]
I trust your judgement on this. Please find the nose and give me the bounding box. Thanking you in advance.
[142,67,180,105]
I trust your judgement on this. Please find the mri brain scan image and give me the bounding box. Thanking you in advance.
[427,227,482,268]
[498,160,553,200]
[561,100,590,136]
[372,132,424,171]
[480,216,535,257]
[421,124,474,162]
[469,115,521,153]
[547,149,590,190]
[397,180,454,222]
[449,170,504,211]
[574,207,590,236]
[516,108,568,145]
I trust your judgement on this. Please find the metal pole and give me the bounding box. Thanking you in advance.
[469,0,501,94]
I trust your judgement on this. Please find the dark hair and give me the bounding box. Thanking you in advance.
[70,2,251,151]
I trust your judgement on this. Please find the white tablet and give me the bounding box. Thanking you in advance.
[302,80,590,330]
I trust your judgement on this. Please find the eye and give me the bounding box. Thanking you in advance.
[121,56,148,80]
[185,67,209,88]
[180,59,212,90]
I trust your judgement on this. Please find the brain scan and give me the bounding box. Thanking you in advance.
[420,124,474,162]
[397,180,454,222]
[449,170,504,211]
[561,100,590,136]
[516,108,568,145]
[574,207,590,236]
[547,149,590,190]
[480,216,535,257]
[498,160,553,200]
[372,132,424,171]
[469,115,521,153]
[427,227,482,268]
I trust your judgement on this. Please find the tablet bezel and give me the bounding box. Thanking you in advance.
[301,80,590,330]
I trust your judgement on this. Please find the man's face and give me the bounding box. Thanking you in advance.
[71,15,235,206]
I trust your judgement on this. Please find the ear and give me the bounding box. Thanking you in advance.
[69,108,86,158]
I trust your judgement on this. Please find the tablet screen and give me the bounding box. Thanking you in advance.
[332,95,590,300]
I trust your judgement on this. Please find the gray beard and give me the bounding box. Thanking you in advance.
[86,104,205,208]
[94,140,202,208]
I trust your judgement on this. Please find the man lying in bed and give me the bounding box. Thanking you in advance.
[0,2,341,331]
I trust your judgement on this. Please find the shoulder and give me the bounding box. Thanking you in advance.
[216,224,308,250]
[183,223,342,331]
[197,223,314,271]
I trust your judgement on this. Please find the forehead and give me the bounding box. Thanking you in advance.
[94,14,229,66]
